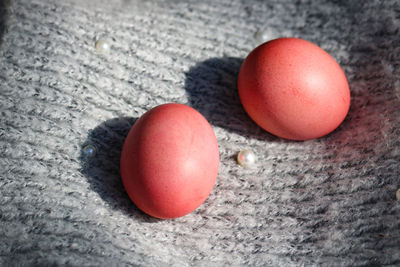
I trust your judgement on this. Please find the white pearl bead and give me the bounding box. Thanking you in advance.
[95,39,110,53]
[254,29,270,43]
[396,188,400,201]
[83,144,97,158]
[237,149,256,168]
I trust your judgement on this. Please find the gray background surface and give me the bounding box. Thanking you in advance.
[1,0,399,266]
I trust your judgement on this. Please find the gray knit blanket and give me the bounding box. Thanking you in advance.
[1,0,399,266]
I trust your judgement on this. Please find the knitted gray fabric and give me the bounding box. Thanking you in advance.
[1,0,400,266]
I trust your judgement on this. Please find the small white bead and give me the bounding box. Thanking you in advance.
[237,149,256,168]
[396,188,400,201]
[95,39,110,53]
[83,144,97,158]
[254,29,271,43]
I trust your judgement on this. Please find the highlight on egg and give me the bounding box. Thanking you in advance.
[238,37,351,140]
[120,103,220,219]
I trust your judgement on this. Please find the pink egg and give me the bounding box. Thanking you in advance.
[120,103,219,219]
[238,37,350,140]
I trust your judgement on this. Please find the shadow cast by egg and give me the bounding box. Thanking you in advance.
[184,57,283,142]
[79,117,161,223]
[0,0,11,48]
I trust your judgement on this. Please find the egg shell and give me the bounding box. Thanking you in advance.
[238,37,350,140]
[120,103,219,219]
